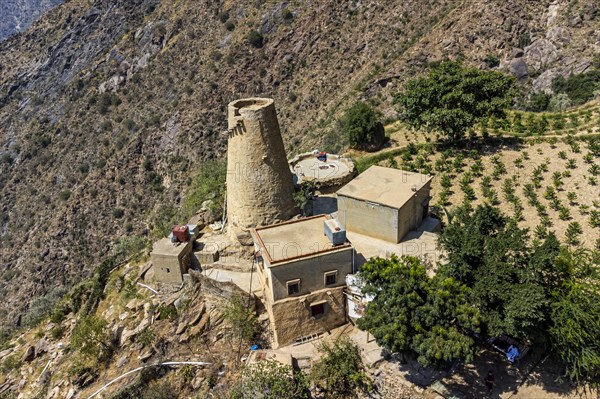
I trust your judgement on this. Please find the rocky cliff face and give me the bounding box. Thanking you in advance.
[0,0,63,41]
[0,0,598,328]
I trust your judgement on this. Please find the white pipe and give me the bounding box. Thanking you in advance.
[86,361,211,399]
[136,282,158,295]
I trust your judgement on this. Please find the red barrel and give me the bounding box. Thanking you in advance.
[172,225,190,242]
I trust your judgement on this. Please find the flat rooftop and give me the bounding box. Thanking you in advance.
[151,237,190,257]
[337,166,433,209]
[252,215,351,265]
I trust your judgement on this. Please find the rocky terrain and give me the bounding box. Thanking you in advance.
[0,0,598,333]
[0,0,63,41]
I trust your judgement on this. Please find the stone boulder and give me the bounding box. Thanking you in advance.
[22,346,35,362]
[524,39,559,71]
[510,58,529,82]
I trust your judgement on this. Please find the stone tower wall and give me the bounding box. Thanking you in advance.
[226,98,296,231]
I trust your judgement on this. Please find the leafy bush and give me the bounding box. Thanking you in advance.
[338,102,383,150]
[224,20,235,31]
[247,30,264,48]
[395,62,516,141]
[549,93,572,111]
[552,70,600,106]
[182,159,226,220]
[223,294,258,343]
[231,360,309,399]
[526,92,550,112]
[311,336,371,396]
[22,287,67,327]
[71,315,112,361]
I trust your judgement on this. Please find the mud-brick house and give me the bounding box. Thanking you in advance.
[251,215,354,348]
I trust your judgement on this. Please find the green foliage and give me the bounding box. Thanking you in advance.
[282,8,294,20]
[438,205,558,338]
[338,102,383,150]
[293,181,316,216]
[565,222,583,246]
[484,54,500,68]
[395,62,516,141]
[71,315,111,361]
[22,287,67,328]
[59,190,71,201]
[525,92,551,112]
[310,336,371,397]
[223,294,258,343]
[231,360,309,399]
[357,255,479,368]
[182,159,226,221]
[0,354,22,374]
[247,30,264,48]
[440,204,600,388]
[552,70,600,106]
[548,249,600,388]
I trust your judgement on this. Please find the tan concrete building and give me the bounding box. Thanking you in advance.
[337,166,433,243]
[251,215,354,348]
[150,238,192,284]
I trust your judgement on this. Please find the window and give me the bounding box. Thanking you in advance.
[287,279,300,296]
[324,270,337,286]
[311,303,325,317]
[166,268,170,273]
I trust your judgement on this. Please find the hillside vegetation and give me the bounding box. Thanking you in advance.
[0,0,598,336]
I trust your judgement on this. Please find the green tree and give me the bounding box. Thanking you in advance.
[231,359,309,399]
[438,205,557,339]
[223,293,258,344]
[71,315,112,361]
[338,102,384,150]
[310,336,371,397]
[395,62,516,142]
[357,256,479,368]
[548,249,600,388]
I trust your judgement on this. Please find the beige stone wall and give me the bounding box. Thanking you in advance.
[267,248,353,302]
[398,181,431,239]
[151,242,192,285]
[338,182,432,243]
[337,195,400,242]
[226,98,296,231]
[268,287,347,348]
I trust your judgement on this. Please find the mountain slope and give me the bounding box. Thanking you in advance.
[0,0,598,329]
[0,0,63,41]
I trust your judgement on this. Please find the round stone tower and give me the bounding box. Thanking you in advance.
[226,98,296,237]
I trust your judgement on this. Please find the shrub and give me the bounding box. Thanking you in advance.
[484,54,500,68]
[59,190,71,201]
[565,222,583,246]
[231,360,309,399]
[549,93,572,112]
[247,30,264,48]
[224,20,235,31]
[71,315,112,361]
[282,8,294,20]
[338,102,383,150]
[526,92,551,112]
[218,11,229,23]
[310,337,371,396]
[552,70,600,106]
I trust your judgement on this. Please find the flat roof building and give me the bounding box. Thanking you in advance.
[151,238,192,285]
[337,166,433,243]
[251,215,354,348]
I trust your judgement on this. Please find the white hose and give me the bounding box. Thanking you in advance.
[86,361,211,399]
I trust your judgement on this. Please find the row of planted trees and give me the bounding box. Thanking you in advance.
[356,204,600,391]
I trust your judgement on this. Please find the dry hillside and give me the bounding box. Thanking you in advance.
[0,0,599,329]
